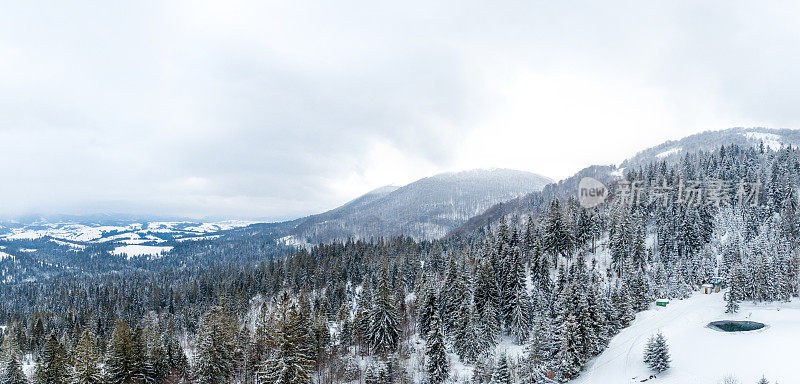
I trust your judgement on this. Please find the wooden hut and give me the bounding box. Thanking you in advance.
[702,284,714,294]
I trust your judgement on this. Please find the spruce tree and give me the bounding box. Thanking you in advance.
[492,354,512,384]
[106,321,138,384]
[368,265,400,357]
[425,313,448,384]
[557,315,583,381]
[1,331,27,384]
[195,305,238,384]
[453,300,482,363]
[35,334,68,384]
[71,330,102,384]
[643,332,670,373]
[257,298,313,384]
[508,288,531,344]
[726,265,742,313]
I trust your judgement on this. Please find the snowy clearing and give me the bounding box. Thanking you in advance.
[111,245,173,259]
[574,290,800,384]
[742,131,783,150]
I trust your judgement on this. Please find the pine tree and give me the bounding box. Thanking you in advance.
[70,330,102,384]
[416,280,438,340]
[557,315,584,381]
[257,298,313,384]
[726,265,742,314]
[196,305,238,384]
[480,301,500,349]
[508,287,531,344]
[1,331,27,384]
[35,334,68,384]
[368,265,400,357]
[543,200,573,267]
[425,313,448,384]
[643,332,670,373]
[106,321,139,384]
[453,300,482,363]
[492,354,512,384]
[757,376,770,384]
[142,327,168,384]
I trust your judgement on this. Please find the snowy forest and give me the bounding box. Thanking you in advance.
[1,141,799,384]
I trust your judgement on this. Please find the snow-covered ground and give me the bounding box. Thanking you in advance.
[574,290,800,384]
[742,131,783,151]
[0,220,258,247]
[111,245,173,259]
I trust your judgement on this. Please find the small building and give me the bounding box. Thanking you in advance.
[702,284,714,294]
[656,299,669,307]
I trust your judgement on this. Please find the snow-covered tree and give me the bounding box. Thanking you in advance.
[643,332,670,373]
[70,330,102,384]
[1,330,27,384]
[196,305,238,384]
[425,313,448,384]
[492,354,512,384]
[368,266,400,356]
[35,334,68,384]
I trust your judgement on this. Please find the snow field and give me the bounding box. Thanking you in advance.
[574,290,800,384]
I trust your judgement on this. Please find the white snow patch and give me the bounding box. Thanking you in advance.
[184,220,255,233]
[0,251,13,261]
[111,245,173,259]
[742,131,783,150]
[277,235,312,249]
[175,235,221,242]
[574,290,800,384]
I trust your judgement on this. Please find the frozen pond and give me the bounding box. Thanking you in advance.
[708,320,765,332]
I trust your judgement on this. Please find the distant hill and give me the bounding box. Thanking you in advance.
[288,169,552,242]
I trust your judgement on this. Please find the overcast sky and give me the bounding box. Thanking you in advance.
[2,1,800,220]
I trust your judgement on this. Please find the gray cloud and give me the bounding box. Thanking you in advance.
[2,1,800,220]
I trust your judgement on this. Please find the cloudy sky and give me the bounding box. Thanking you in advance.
[2,1,800,220]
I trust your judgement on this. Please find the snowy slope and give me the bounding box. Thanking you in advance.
[574,290,800,384]
[291,169,552,242]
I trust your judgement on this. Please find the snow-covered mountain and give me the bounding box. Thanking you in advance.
[622,127,800,168]
[289,168,552,242]
[450,127,800,238]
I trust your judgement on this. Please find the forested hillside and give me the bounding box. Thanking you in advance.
[1,141,799,384]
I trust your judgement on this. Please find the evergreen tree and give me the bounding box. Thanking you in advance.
[453,300,482,363]
[106,321,139,384]
[142,327,168,384]
[257,298,313,384]
[425,313,448,384]
[416,281,438,340]
[195,305,238,384]
[368,265,400,357]
[507,287,531,344]
[643,332,670,373]
[1,330,27,384]
[70,330,102,384]
[480,301,500,349]
[557,315,583,381]
[35,334,67,384]
[492,354,512,384]
[726,265,742,313]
